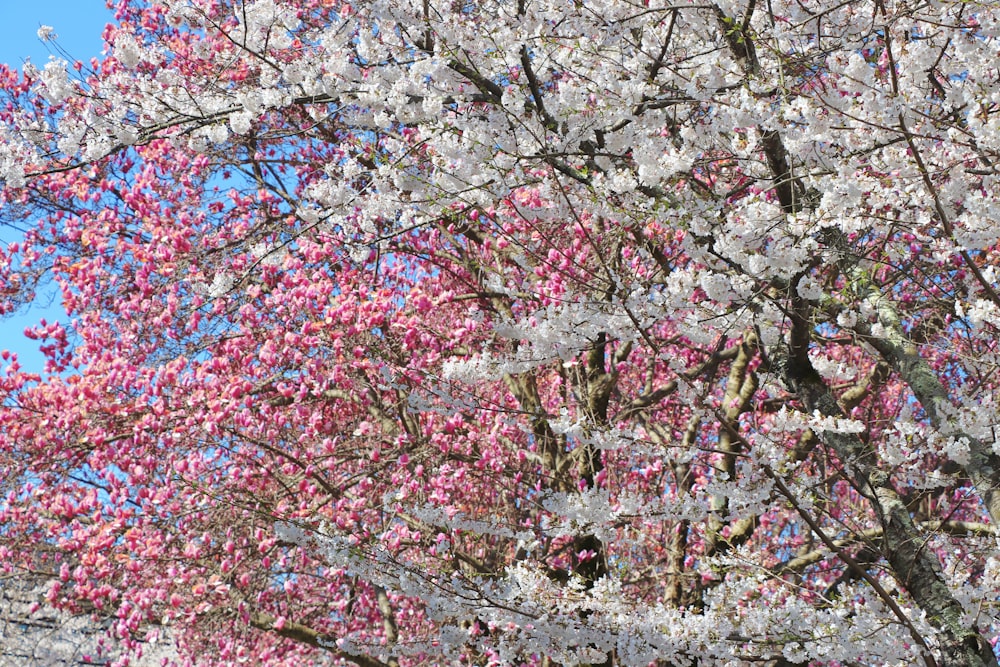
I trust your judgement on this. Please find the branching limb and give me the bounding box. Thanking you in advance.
[248,612,393,667]
[855,280,1000,525]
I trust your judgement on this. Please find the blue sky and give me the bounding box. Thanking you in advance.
[0,2,112,67]
[0,2,114,374]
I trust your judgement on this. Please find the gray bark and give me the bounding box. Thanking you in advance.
[779,346,998,667]
[856,285,1000,526]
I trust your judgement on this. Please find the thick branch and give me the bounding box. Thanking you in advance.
[519,46,560,134]
[856,284,1000,526]
[781,347,998,667]
[766,470,936,667]
[248,612,392,667]
[707,332,759,555]
[375,586,400,667]
[776,521,997,575]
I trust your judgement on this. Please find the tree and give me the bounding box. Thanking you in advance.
[0,571,177,666]
[1,0,1000,664]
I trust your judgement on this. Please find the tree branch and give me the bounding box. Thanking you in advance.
[248,612,392,667]
[855,279,1000,526]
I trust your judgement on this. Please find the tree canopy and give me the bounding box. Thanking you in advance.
[2,0,1000,665]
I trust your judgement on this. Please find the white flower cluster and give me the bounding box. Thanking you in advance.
[191,272,235,299]
[548,412,639,452]
[769,406,867,436]
[37,58,75,104]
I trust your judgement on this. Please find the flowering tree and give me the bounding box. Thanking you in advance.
[0,572,178,665]
[3,0,1000,665]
